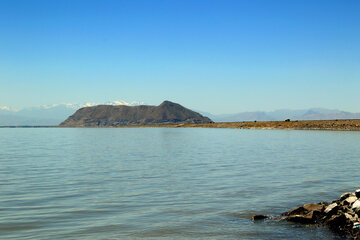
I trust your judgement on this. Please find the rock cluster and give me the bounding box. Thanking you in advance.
[253,189,360,239]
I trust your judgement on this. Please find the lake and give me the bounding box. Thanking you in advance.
[1,128,358,239]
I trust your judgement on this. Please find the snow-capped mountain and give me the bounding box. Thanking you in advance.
[0,106,11,111]
[0,100,145,126]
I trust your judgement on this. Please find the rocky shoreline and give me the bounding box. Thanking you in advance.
[253,189,360,239]
[58,119,360,131]
[174,119,360,131]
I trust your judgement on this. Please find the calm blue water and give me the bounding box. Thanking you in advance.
[1,128,359,239]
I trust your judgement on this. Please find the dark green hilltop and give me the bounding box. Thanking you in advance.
[59,100,213,127]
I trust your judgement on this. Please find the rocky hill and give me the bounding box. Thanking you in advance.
[59,101,213,127]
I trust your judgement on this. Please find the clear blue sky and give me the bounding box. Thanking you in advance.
[0,0,359,114]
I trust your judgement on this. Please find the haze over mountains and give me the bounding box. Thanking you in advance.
[1,100,360,126]
[0,101,144,126]
[203,108,360,122]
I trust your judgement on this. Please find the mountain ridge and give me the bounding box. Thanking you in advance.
[1,102,360,126]
[59,101,213,127]
[202,108,360,122]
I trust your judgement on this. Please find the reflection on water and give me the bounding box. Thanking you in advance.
[0,128,358,239]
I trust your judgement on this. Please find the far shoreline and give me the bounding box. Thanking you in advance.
[3,119,360,131]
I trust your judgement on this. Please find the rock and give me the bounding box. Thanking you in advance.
[252,215,269,221]
[352,200,360,209]
[303,203,325,212]
[345,213,357,222]
[344,196,358,206]
[260,190,360,239]
[326,214,348,233]
[288,211,315,224]
[353,207,360,216]
[283,202,326,224]
[327,213,358,238]
[282,206,305,216]
[324,203,338,215]
[340,192,354,201]
[345,208,357,217]
[356,189,360,198]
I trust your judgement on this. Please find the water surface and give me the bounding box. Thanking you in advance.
[1,128,358,239]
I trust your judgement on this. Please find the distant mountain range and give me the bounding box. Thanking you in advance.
[0,101,144,126]
[1,101,360,126]
[201,108,360,122]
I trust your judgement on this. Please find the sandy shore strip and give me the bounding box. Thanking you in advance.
[110,119,360,131]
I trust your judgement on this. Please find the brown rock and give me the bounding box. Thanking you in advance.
[282,206,305,216]
[280,191,360,239]
[303,203,325,212]
[287,211,316,224]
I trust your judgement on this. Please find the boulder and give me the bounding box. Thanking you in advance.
[355,189,360,198]
[283,202,326,224]
[326,214,348,232]
[340,192,354,201]
[352,200,360,209]
[282,206,305,216]
[324,203,338,215]
[287,211,315,224]
[252,215,269,221]
[303,203,325,212]
[345,213,357,222]
[343,196,358,206]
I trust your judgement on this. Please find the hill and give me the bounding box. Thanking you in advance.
[59,101,213,127]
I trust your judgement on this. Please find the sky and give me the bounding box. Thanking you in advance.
[0,0,359,114]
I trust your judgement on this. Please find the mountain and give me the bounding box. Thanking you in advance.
[2,101,360,126]
[210,108,360,122]
[0,101,144,126]
[214,112,274,122]
[60,101,213,127]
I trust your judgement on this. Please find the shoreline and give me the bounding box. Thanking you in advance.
[191,119,360,131]
[2,119,360,131]
[68,119,360,131]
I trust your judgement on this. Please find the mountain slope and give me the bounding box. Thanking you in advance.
[59,101,213,127]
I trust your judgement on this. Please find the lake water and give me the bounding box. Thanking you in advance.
[1,128,359,239]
